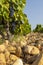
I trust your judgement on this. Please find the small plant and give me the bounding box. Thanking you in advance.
[0,0,31,41]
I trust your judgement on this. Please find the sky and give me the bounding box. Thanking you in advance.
[24,0,43,29]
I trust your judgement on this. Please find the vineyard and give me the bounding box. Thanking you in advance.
[0,0,43,65]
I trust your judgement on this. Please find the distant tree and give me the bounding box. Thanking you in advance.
[33,24,43,33]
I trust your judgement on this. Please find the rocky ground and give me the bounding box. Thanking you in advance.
[0,32,43,65]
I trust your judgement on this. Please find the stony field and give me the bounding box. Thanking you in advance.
[0,32,43,65]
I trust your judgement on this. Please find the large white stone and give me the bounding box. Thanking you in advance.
[24,45,40,55]
[13,58,23,65]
